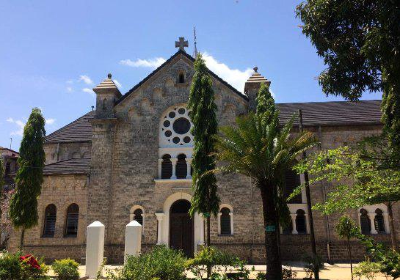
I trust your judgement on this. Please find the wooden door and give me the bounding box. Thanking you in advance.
[169,200,194,257]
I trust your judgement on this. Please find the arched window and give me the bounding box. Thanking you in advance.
[133,209,143,225]
[374,209,385,233]
[178,73,185,83]
[296,209,307,234]
[284,170,302,203]
[65,204,79,237]
[161,154,172,179]
[360,209,371,234]
[43,204,57,237]
[220,208,232,235]
[176,154,187,179]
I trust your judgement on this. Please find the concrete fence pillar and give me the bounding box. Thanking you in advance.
[85,221,105,279]
[125,220,142,263]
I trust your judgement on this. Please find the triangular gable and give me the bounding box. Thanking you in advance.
[115,50,248,106]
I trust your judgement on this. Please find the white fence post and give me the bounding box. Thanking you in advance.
[124,220,142,263]
[85,221,105,279]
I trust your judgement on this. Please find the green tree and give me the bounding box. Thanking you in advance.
[188,54,220,248]
[216,83,316,280]
[9,108,46,250]
[335,215,359,280]
[296,137,400,250]
[296,0,400,167]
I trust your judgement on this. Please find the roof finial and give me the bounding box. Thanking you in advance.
[108,73,112,79]
[193,27,198,58]
[175,37,189,52]
[253,66,258,73]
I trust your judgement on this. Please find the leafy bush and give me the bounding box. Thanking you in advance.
[52,258,80,280]
[353,260,382,280]
[282,266,297,280]
[303,254,324,280]
[185,246,250,280]
[107,245,186,280]
[0,251,49,280]
[256,272,266,280]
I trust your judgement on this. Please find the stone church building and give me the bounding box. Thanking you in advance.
[9,39,397,263]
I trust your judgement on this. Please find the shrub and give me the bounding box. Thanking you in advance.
[256,272,266,280]
[282,266,297,280]
[0,251,49,280]
[185,246,250,280]
[52,258,80,280]
[353,260,382,280]
[109,245,187,280]
[303,254,324,280]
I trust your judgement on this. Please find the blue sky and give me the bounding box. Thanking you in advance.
[0,0,381,151]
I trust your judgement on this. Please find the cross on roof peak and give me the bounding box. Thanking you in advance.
[175,37,189,52]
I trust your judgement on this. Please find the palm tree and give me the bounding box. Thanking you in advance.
[216,104,316,279]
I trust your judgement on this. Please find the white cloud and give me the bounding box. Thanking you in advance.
[46,118,56,125]
[114,79,122,89]
[202,52,253,93]
[7,118,25,136]
[120,57,166,69]
[79,75,93,85]
[82,88,95,96]
[66,87,73,93]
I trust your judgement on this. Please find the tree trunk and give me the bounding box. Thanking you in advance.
[347,238,353,280]
[260,185,282,280]
[387,202,398,251]
[206,215,211,279]
[19,227,25,251]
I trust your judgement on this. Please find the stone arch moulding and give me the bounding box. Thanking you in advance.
[158,192,203,253]
[218,204,234,235]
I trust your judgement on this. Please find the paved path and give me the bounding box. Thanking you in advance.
[68,262,388,279]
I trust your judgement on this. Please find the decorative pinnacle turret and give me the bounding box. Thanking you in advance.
[108,73,112,79]
[253,66,258,73]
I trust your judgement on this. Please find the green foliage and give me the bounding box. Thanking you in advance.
[188,53,220,218]
[303,254,324,280]
[358,234,400,279]
[282,267,297,280]
[107,246,187,280]
[256,272,266,280]
[9,108,46,231]
[185,246,250,280]
[353,260,382,280]
[296,139,400,215]
[0,251,49,280]
[296,0,400,164]
[52,258,80,280]
[336,215,359,240]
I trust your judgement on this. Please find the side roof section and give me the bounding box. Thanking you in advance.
[45,111,94,143]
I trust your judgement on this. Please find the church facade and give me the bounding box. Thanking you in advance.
[9,40,397,263]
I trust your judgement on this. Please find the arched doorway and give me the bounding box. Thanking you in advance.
[169,199,194,257]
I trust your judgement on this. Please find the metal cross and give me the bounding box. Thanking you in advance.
[175,37,189,51]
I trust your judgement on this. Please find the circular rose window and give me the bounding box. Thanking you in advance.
[160,106,193,146]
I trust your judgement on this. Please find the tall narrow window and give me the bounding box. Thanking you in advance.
[220,208,232,235]
[360,209,371,234]
[161,154,172,179]
[176,154,187,179]
[65,204,79,237]
[296,209,307,234]
[374,209,385,233]
[284,170,302,203]
[43,204,57,237]
[178,73,185,83]
[134,209,143,225]
[102,98,107,110]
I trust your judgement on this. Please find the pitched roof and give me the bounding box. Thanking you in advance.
[277,100,382,127]
[45,111,94,143]
[43,157,90,175]
[116,50,248,106]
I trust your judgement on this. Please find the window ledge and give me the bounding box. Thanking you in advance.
[154,179,192,183]
[218,234,234,237]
